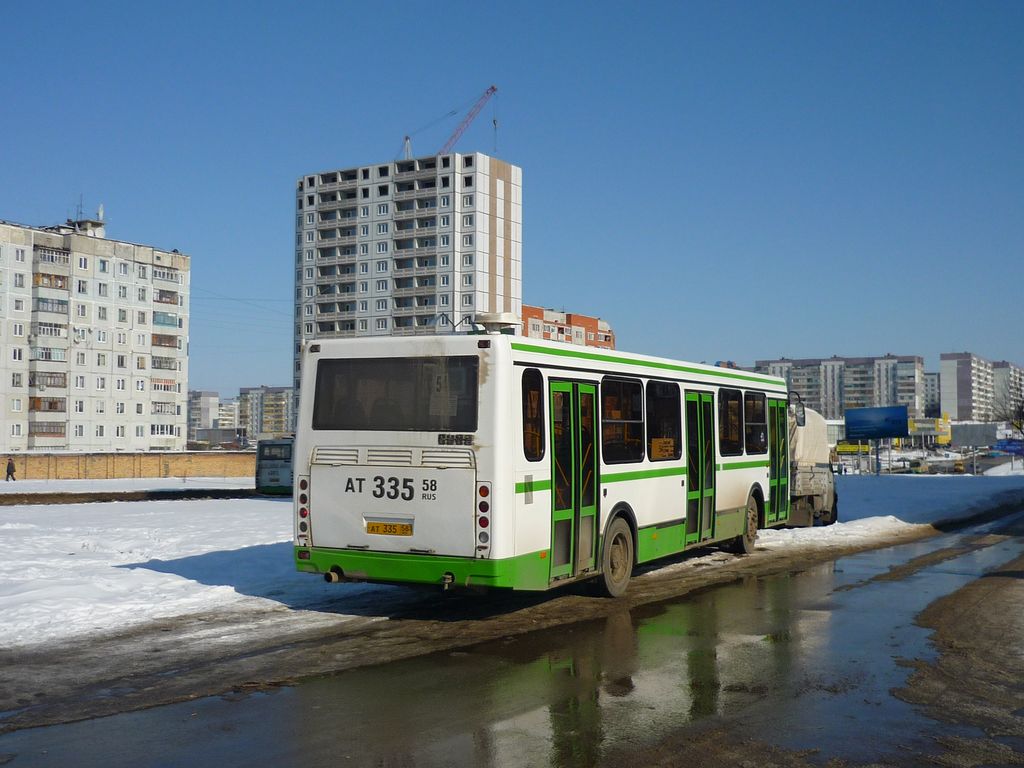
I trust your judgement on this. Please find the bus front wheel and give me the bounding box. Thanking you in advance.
[599,517,634,598]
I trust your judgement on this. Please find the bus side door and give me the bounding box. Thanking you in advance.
[767,398,790,524]
[685,390,716,545]
[549,380,598,581]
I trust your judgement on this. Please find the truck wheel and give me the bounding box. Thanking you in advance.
[820,491,838,526]
[599,517,633,597]
[729,495,759,554]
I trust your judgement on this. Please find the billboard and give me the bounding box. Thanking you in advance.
[844,406,909,440]
[951,423,999,448]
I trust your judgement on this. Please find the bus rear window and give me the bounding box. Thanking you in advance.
[312,356,479,432]
[259,443,292,460]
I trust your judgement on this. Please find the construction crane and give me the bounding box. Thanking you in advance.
[438,85,497,155]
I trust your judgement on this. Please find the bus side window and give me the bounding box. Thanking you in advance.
[646,380,681,461]
[522,368,545,461]
[719,388,743,456]
[744,392,768,454]
[601,377,645,464]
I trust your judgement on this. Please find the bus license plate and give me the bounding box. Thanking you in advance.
[366,521,413,536]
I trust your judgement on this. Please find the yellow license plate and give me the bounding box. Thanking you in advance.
[366,521,413,536]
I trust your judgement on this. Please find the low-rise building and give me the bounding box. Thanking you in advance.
[521,305,615,348]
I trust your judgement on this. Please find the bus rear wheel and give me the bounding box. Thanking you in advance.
[729,495,759,555]
[599,517,634,597]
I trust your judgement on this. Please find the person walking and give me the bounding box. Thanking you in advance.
[5,457,15,482]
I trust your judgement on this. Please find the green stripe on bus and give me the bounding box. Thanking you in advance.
[515,479,552,494]
[601,466,687,484]
[510,342,783,387]
[718,460,770,471]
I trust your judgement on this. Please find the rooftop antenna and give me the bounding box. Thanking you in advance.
[97,203,104,221]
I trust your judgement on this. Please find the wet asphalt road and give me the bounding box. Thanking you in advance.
[2,513,1023,768]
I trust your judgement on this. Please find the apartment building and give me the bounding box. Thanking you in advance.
[239,386,294,440]
[187,390,219,441]
[1,218,189,452]
[217,398,239,430]
[993,361,1024,417]
[940,352,995,421]
[294,152,522,391]
[923,372,941,417]
[521,305,615,349]
[755,354,924,419]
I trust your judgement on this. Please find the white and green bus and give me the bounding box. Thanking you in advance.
[294,331,801,596]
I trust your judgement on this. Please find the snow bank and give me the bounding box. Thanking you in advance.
[1,475,1023,650]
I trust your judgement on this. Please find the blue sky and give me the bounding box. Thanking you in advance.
[2,1,1021,394]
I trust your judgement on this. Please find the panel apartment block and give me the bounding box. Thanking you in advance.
[756,354,924,419]
[0,219,189,452]
[293,152,523,390]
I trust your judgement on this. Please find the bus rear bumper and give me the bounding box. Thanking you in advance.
[295,546,551,591]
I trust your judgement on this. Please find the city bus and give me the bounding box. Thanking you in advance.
[293,330,797,596]
[255,437,294,495]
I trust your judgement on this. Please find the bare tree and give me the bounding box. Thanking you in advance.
[992,378,1024,441]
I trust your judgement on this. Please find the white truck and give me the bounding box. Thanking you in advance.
[788,402,838,526]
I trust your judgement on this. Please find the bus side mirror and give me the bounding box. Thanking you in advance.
[794,402,806,427]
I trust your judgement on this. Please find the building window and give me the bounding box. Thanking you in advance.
[376,280,388,291]
[377,242,389,253]
[15,248,26,262]
[377,203,389,215]
[463,175,473,188]
[463,215,474,226]
[462,235,473,247]
[462,294,473,306]
[138,266,147,279]
[78,257,88,270]
[440,294,449,306]
[376,261,388,272]
[11,348,22,361]
[463,194,474,207]
[462,254,474,267]
[73,424,84,437]
[376,318,388,330]
[375,299,388,311]
[440,195,450,207]
[440,215,450,227]
[377,223,389,234]
[358,319,367,331]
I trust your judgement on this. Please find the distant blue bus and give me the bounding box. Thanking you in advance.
[256,437,294,495]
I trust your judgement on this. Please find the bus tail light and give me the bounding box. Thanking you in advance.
[297,476,311,540]
[476,482,492,555]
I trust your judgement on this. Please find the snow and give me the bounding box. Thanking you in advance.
[0,476,253,495]
[2,474,1024,651]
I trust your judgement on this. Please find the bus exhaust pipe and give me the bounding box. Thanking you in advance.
[324,570,343,583]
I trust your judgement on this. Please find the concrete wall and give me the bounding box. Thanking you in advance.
[5,452,254,481]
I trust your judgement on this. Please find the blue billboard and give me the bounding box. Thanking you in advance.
[844,406,909,440]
